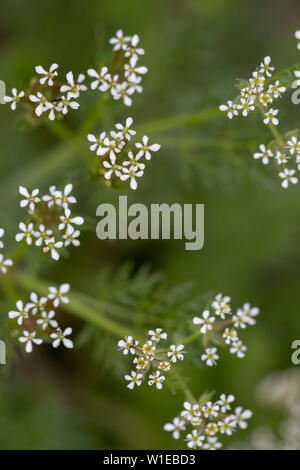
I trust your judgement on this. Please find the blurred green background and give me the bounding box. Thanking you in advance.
[1,0,300,449]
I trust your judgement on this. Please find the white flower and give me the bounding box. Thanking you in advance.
[123,151,145,172]
[148,328,167,342]
[115,117,136,140]
[135,135,161,160]
[223,328,239,345]
[109,29,131,51]
[35,63,58,86]
[185,430,204,449]
[279,168,298,189]
[237,97,255,117]
[219,101,238,119]
[124,55,148,78]
[125,371,143,389]
[158,361,171,371]
[167,344,185,363]
[26,291,47,314]
[259,56,275,77]
[60,184,77,208]
[8,300,29,325]
[120,165,144,190]
[253,144,273,165]
[117,335,137,355]
[103,159,123,180]
[202,401,219,418]
[18,330,43,353]
[60,71,87,98]
[29,91,51,117]
[43,237,63,261]
[58,208,84,235]
[50,327,73,349]
[163,417,186,440]
[37,310,58,330]
[241,303,260,326]
[148,371,166,390]
[286,136,300,155]
[124,34,145,59]
[42,186,62,207]
[203,436,222,450]
[211,293,231,319]
[232,309,248,329]
[16,222,34,245]
[295,30,300,50]
[133,356,149,369]
[193,310,215,334]
[87,67,111,91]
[232,406,252,429]
[126,73,143,94]
[201,347,219,366]
[48,283,70,308]
[63,230,80,247]
[19,186,40,212]
[263,108,279,126]
[33,224,53,246]
[275,151,289,165]
[181,402,201,421]
[218,417,235,436]
[102,136,122,161]
[229,340,247,358]
[141,341,156,359]
[111,82,134,107]
[56,95,80,115]
[205,422,219,436]
[0,253,13,273]
[0,228,4,249]
[217,394,235,413]
[4,88,25,110]
[267,80,286,98]
[249,72,265,92]
[87,132,108,156]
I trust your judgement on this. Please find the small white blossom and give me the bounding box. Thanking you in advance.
[203,437,222,450]
[16,222,34,245]
[56,95,80,115]
[219,101,238,119]
[253,144,273,165]
[29,91,51,117]
[124,55,148,78]
[37,310,58,330]
[185,430,204,449]
[111,82,134,107]
[167,344,185,363]
[148,371,166,390]
[148,328,167,342]
[201,347,219,367]
[87,67,111,91]
[232,310,248,329]
[193,310,215,334]
[120,165,144,190]
[217,394,235,413]
[118,335,137,355]
[19,330,43,353]
[42,186,62,207]
[263,108,279,126]
[59,184,77,208]
[8,300,29,325]
[124,34,145,59]
[232,407,252,429]
[135,135,161,160]
[286,136,300,155]
[275,151,289,165]
[202,401,219,419]
[223,328,239,345]
[4,88,25,110]
[115,117,136,140]
[123,151,145,171]
[0,228,4,249]
[295,30,300,50]
[87,132,108,156]
[125,371,143,389]
[0,253,13,273]
[163,418,186,440]
[26,291,47,315]
[63,229,80,247]
[259,56,275,77]
[237,97,255,116]
[109,29,131,51]
[279,168,298,189]
[43,237,63,261]
[35,63,58,86]
[58,208,84,235]
[229,340,247,358]
[19,186,40,212]
[33,224,53,246]
[267,81,286,98]
[181,402,201,421]
[51,327,73,349]
[103,159,123,180]
[60,71,87,98]
[126,73,143,94]
[211,293,231,319]
[241,303,260,326]
[48,283,70,308]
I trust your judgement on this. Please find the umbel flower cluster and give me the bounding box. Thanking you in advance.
[164,396,252,450]
[117,328,185,390]
[219,56,285,124]
[3,30,147,117]
[88,117,161,189]
[0,228,13,274]
[192,294,259,367]
[8,284,73,353]
[16,184,84,261]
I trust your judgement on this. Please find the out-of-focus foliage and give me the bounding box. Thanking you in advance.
[1,0,300,450]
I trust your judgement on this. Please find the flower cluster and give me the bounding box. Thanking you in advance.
[3,30,147,118]
[8,283,73,353]
[0,228,13,274]
[192,294,259,367]
[87,117,161,189]
[117,328,185,390]
[87,29,147,106]
[16,184,84,261]
[164,396,252,450]
[219,56,285,126]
